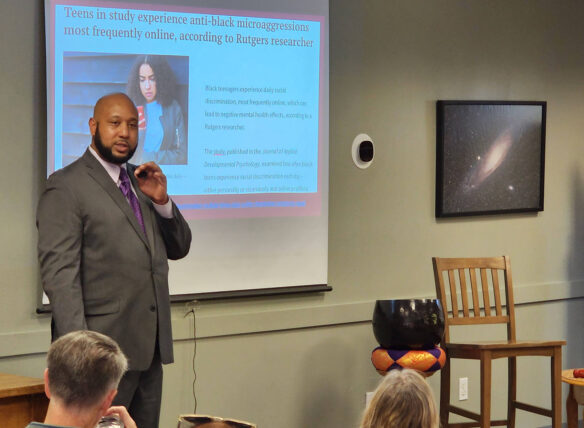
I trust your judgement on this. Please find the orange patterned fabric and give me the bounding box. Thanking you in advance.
[371,346,446,375]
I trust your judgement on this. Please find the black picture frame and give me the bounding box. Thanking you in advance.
[436,100,546,218]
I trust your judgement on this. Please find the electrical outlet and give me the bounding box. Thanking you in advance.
[459,377,468,401]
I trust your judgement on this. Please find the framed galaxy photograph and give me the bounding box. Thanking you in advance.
[435,101,546,217]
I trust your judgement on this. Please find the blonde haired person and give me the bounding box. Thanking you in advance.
[360,369,439,428]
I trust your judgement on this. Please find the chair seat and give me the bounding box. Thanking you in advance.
[445,339,566,363]
[445,339,566,350]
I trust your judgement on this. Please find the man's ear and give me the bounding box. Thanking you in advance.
[99,389,118,415]
[89,117,97,136]
[43,368,51,399]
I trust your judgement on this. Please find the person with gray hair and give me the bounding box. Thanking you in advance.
[26,330,137,428]
[359,369,439,428]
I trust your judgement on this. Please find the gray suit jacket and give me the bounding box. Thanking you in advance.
[37,149,191,370]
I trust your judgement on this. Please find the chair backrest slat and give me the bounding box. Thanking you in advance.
[458,268,470,317]
[448,269,459,317]
[469,268,480,316]
[432,256,515,342]
[480,268,491,316]
[491,268,503,316]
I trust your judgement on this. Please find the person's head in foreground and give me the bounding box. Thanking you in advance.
[359,369,439,428]
[39,330,134,428]
[178,414,256,428]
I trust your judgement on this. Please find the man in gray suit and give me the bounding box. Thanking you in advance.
[37,93,192,428]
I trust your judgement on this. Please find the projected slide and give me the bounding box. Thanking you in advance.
[46,1,325,219]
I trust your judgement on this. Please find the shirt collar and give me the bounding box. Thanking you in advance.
[89,146,126,185]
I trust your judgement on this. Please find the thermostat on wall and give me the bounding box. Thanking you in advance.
[352,133,374,169]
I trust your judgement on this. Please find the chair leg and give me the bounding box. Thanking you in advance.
[551,346,562,428]
[507,356,516,428]
[480,352,492,428]
[440,357,451,427]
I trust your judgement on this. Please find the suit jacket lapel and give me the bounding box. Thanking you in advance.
[80,150,151,250]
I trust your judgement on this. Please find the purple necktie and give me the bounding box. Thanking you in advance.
[119,168,146,235]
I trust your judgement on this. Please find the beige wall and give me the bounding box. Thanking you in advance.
[1,0,584,426]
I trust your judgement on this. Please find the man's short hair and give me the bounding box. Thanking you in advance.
[47,330,128,408]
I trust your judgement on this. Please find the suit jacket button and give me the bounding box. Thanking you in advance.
[150,305,156,312]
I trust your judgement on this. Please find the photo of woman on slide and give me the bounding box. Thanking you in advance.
[127,54,187,165]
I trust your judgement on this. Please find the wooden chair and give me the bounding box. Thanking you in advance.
[432,256,565,428]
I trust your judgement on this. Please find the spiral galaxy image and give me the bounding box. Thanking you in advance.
[437,102,545,217]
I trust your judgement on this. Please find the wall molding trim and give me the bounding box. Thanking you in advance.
[2,280,583,358]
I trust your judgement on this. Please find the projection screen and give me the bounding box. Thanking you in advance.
[44,0,329,301]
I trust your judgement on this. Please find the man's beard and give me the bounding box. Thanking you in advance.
[93,124,137,164]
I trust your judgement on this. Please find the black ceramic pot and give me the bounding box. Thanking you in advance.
[372,299,445,349]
